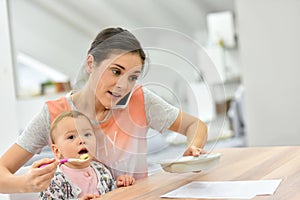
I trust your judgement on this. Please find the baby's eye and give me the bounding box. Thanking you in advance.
[67,135,76,140]
[84,132,93,137]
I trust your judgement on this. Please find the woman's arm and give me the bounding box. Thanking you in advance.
[0,144,58,193]
[168,110,208,156]
[142,87,207,155]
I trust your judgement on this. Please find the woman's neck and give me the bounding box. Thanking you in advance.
[71,89,110,122]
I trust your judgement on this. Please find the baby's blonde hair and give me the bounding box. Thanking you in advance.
[50,111,92,144]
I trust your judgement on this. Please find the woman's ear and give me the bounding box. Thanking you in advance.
[86,54,94,74]
[51,144,63,159]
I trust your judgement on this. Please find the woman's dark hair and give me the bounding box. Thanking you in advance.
[87,27,146,65]
[72,27,147,90]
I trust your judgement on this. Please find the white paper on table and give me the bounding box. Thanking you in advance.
[160,179,282,199]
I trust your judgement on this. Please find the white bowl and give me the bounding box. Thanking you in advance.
[158,153,221,173]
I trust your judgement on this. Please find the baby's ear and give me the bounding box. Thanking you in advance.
[51,144,63,159]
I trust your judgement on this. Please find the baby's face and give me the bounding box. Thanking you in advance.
[52,116,96,164]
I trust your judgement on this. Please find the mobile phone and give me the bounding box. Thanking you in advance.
[112,86,136,109]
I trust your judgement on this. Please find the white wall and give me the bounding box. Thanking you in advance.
[0,0,18,157]
[236,0,300,146]
[8,0,90,79]
[8,1,241,135]
[9,1,240,96]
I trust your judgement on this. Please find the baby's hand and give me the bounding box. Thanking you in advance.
[79,193,100,200]
[117,174,135,187]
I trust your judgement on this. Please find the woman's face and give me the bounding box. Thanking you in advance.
[89,52,143,108]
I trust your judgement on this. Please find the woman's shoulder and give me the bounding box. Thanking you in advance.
[133,85,153,101]
[45,92,70,105]
[45,92,73,122]
[127,85,147,106]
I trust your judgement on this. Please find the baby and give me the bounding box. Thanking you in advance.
[40,110,134,200]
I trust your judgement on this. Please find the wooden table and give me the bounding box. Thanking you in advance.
[100,146,300,200]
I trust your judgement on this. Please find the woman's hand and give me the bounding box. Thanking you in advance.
[116,174,135,187]
[22,158,58,192]
[79,194,100,200]
[183,145,207,157]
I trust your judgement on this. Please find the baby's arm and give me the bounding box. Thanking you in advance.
[116,174,135,187]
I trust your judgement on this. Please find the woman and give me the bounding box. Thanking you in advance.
[0,27,207,193]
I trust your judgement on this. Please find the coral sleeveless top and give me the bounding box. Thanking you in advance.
[46,85,149,179]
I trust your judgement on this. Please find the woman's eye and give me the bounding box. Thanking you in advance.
[128,75,138,82]
[112,68,121,76]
